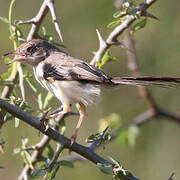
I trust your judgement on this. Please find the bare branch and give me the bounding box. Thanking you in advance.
[18,0,63,42]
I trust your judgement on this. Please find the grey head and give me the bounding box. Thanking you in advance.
[4,39,62,66]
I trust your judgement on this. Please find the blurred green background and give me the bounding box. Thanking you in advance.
[1,0,180,179]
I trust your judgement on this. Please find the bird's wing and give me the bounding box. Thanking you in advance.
[43,54,111,83]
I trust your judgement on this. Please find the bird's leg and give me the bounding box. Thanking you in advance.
[71,102,86,145]
[46,103,70,119]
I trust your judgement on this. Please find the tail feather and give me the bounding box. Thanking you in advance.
[111,76,180,88]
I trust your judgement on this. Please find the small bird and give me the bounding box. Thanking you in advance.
[4,39,180,143]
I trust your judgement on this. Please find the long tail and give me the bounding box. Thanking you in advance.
[111,76,180,88]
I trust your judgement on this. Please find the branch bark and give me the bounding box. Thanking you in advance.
[0,98,140,180]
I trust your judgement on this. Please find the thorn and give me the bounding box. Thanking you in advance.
[47,1,64,42]
[96,28,106,46]
[142,11,160,20]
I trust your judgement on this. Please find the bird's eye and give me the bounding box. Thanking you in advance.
[26,46,33,53]
[26,46,38,54]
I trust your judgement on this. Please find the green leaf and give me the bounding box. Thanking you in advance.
[57,160,74,168]
[21,137,29,148]
[14,20,23,25]
[107,19,121,28]
[110,56,119,62]
[113,11,127,18]
[38,93,43,110]
[41,26,47,36]
[13,148,21,154]
[43,92,53,109]
[3,57,12,64]
[76,103,80,111]
[47,164,60,180]
[0,16,9,24]
[21,151,33,169]
[31,169,46,179]
[97,163,112,175]
[14,117,20,128]
[96,49,110,68]
[128,125,139,147]
[86,132,101,143]
[109,156,121,167]
[99,113,121,132]
[131,18,147,34]
[46,144,54,160]
[25,78,37,93]
[116,127,129,145]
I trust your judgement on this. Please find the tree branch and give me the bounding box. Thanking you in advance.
[90,0,157,66]
[0,98,140,180]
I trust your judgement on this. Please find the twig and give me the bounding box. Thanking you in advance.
[18,136,50,180]
[17,63,25,101]
[18,0,63,42]
[90,0,157,66]
[48,144,64,171]
[168,172,175,180]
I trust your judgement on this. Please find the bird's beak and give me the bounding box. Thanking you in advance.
[3,51,27,64]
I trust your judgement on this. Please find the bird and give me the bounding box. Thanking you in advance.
[4,39,180,143]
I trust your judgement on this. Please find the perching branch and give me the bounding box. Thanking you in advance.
[0,98,140,180]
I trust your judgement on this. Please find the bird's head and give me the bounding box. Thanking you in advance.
[4,39,60,66]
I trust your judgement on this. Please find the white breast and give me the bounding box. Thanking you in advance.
[33,64,101,106]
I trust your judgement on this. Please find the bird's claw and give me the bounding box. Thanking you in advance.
[70,135,77,146]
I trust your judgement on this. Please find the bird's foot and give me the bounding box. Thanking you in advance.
[45,113,61,120]
[70,134,77,146]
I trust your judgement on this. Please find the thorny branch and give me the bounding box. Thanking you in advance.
[18,0,63,42]
[0,98,141,180]
[90,0,158,66]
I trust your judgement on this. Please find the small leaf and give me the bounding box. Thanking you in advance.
[31,169,46,179]
[14,117,20,128]
[97,163,112,175]
[47,164,60,180]
[109,156,121,167]
[21,151,34,169]
[41,26,47,36]
[13,148,21,154]
[25,78,37,92]
[43,92,53,109]
[128,125,139,147]
[110,56,119,62]
[0,16,9,24]
[113,11,127,18]
[3,57,12,64]
[86,132,101,143]
[96,50,110,68]
[107,19,121,28]
[14,20,23,25]
[98,113,121,132]
[38,93,43,110]
[57,160,74,168]
[21,137,29,148]
[131,18,147,34]
[46,144,54,160]
[76,103,80,111]
[116,127,129,145]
